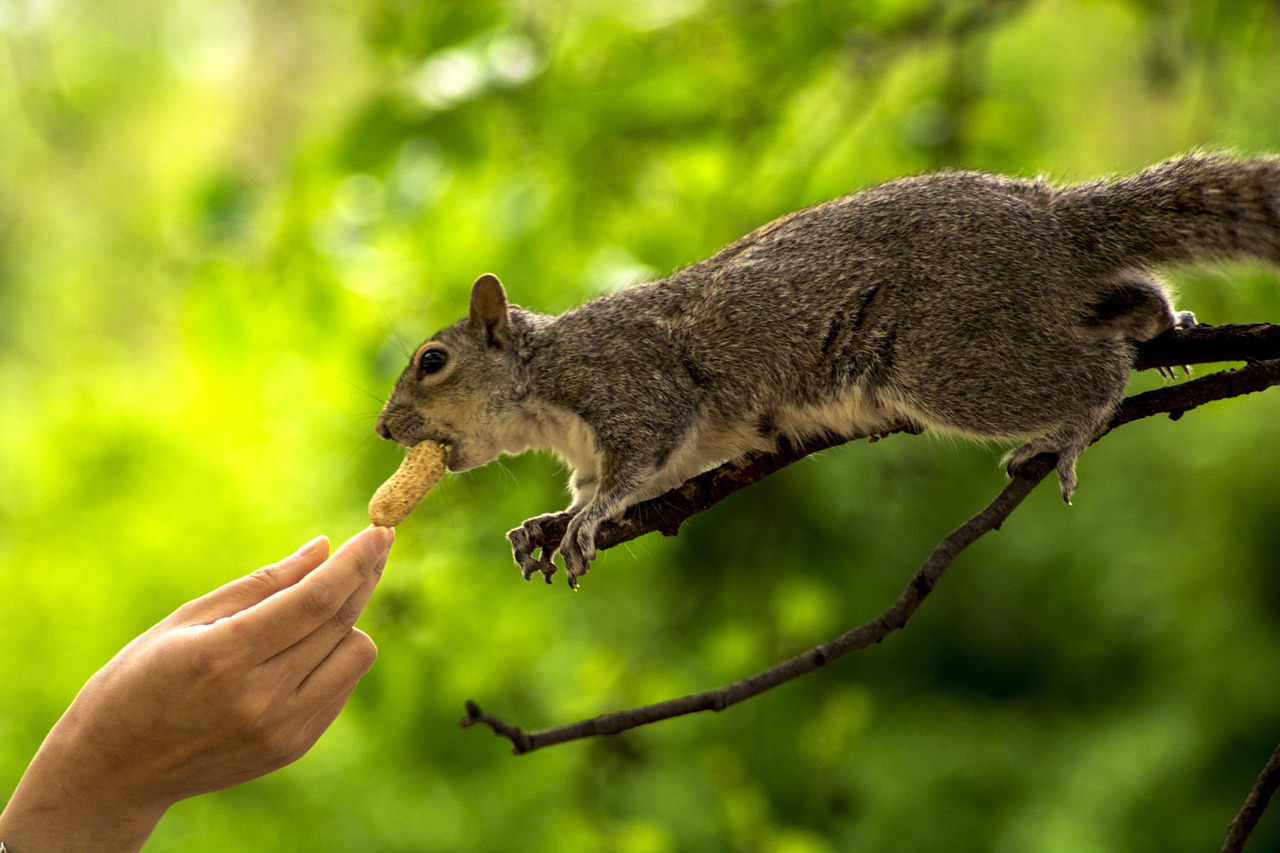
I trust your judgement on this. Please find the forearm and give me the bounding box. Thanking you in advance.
[0,707,169,853]
[0,792,161,853]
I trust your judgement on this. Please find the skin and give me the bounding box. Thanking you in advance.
[0,525,394,852]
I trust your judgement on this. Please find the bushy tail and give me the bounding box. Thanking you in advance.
[1054,154,1280,272]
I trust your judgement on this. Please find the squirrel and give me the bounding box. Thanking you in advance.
[375,153,1280,588]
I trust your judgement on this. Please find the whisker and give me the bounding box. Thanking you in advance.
[374,301,419,362]
[340,375,389,407]
[390,327,415,360]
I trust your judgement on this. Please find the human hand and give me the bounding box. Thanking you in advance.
[0,526,394,853]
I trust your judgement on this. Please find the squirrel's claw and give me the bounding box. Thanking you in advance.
[536,547,557,583]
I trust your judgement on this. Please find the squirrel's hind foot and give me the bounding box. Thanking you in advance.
[1003,441,1084,504]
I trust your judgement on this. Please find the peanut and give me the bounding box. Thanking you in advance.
[368,441,448,527]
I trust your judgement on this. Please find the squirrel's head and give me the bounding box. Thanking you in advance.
[375,273,533,472]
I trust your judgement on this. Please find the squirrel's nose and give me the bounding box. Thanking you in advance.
[375,419,392,440]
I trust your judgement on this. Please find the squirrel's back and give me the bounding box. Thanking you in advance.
[629,168,1072,411]
[556,153,1280,441]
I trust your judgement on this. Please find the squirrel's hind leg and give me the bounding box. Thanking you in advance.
[1001,398,1118,503]
[1080,275,1190,342]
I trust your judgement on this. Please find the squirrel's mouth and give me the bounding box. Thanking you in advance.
[439,441,461,471]
[435,436,497,473]
[425,437,467,473]
[401,429,495,473]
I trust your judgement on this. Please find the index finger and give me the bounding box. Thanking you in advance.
[228,526,394,658]
[175,536,332,625]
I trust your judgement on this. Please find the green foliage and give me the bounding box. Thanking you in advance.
[2,0,1279,849]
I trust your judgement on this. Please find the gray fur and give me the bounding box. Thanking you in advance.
[376,154,1280,587]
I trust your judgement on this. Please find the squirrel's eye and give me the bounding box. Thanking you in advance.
[419,348,449,375]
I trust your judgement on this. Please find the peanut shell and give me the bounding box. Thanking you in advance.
[369,441,447,527]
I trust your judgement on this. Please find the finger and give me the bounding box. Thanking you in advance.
[230,527,393,657]
[284,675,367,766]
[295,627,378,711]
[172,536,332,624]
[270,536,388,677]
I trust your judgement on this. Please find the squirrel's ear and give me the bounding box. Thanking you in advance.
[468,273,511,348]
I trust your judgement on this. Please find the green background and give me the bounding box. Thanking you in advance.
[3,0,1280,850]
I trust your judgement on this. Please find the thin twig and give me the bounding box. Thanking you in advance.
[1222,741,1280,853]
[463,459,1050,753]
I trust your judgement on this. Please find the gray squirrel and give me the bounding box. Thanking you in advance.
[375,154,1280,588]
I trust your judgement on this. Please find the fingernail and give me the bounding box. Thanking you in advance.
[361,527,393,576]
[293,535,328,558]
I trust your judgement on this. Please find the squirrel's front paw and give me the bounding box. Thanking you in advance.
[559,516,599,591]
[508,512,572,584]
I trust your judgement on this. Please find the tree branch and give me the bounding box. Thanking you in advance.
[464,323,1280,848]
[463,460,1049,753]
[465,355,1280,747]
[1132,322,1280,372]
